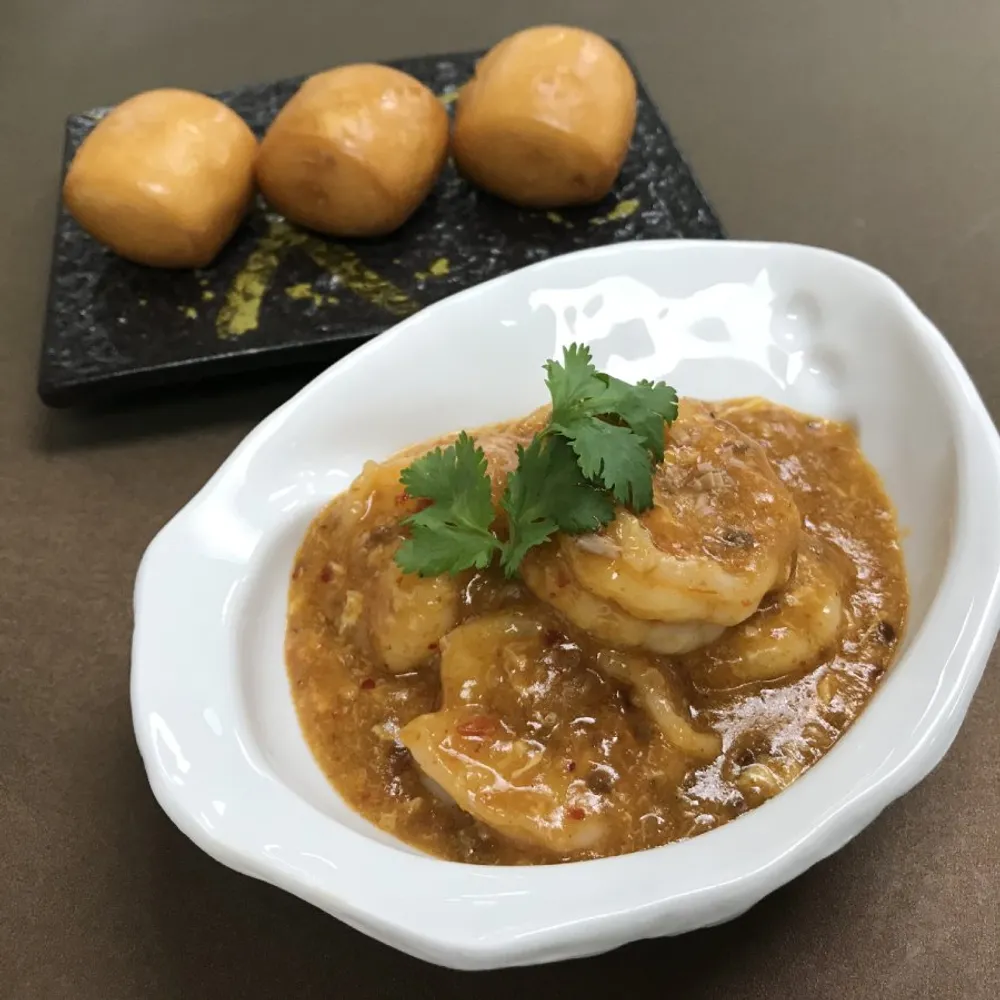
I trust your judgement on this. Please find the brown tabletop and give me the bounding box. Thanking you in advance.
[2,2,998,997]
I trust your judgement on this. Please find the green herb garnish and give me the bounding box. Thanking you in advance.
[395,344,678,578]
[499,434,615,576]
[546,344,679,509]
[394,432,501,576]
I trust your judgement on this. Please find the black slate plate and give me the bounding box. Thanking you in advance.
[39,46,723,407]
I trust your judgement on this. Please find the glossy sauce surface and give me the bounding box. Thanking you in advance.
[285,398,907,864]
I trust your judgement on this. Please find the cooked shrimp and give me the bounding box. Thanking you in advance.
[368,562,459,673]
[435,612,547,705]
[402,708,609,854]
[322,464,460,672]
[558,400,801,627]
[400,612,612,854]
[595,650,722,761]
[521,543,725,654]
[690,542,846,688]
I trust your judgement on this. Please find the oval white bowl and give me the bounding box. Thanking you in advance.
[132,240,1000,969]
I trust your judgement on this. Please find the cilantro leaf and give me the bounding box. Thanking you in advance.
[545,343,603,423]
[543,345,677,505]
[551,418,654,509]
[543,437,618,534]
[590,375,679,462]
[636,378,681,421]
[499,436,615,575]
[398,432,492,511]
[394,432,500,576]
[395,507,499,576]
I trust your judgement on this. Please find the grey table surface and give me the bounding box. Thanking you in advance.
[1,2,998,998]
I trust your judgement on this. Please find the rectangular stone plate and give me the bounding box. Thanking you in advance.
[38,46,723,407]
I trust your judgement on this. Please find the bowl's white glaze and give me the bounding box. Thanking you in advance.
[131,241,1000,969]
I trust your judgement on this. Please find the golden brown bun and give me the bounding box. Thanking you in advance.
[62,89,257,268]
[255,64,449,237]
[453,26,637,208]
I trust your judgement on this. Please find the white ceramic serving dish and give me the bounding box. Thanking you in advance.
[132,240,1000,970]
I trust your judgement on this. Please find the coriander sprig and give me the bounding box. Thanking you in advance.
[546,344,678,509]
[394,345,678,578]
[499,434,615,576]
[394,432,501,576]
